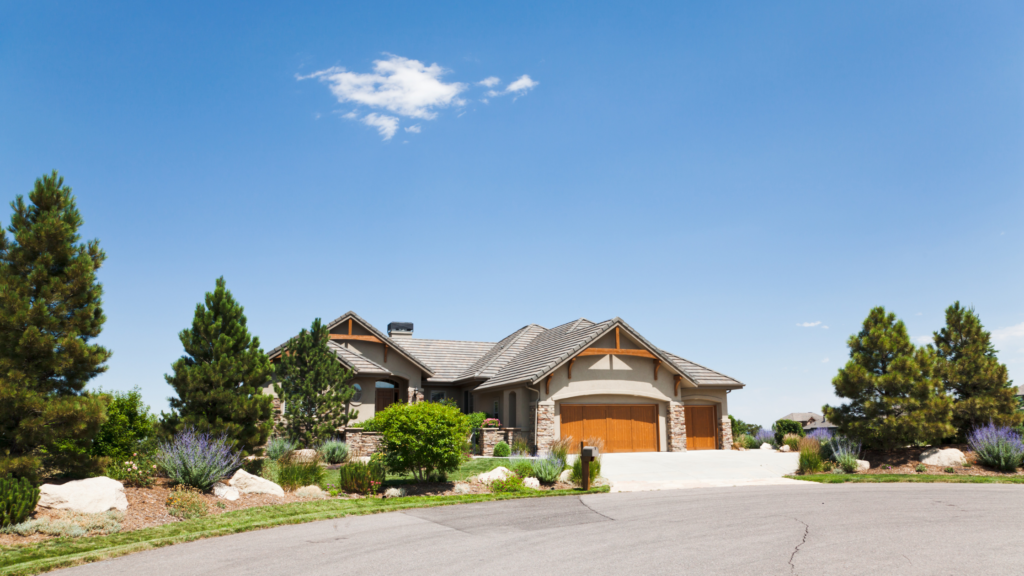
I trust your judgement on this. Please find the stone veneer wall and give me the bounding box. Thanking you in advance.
[410,389,424,403]
[535,403,555,455]
[667,402,687,452]
[718,416,733,450]
[345,428,384,458]
[480,428,524,456]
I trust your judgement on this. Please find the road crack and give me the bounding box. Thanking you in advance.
[578,496,615,521]
[788,518,809,573]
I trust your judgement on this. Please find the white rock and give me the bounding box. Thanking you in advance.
[383,487,407,498]
[523,477,541,489]
[352,456,371,464]
[295,485,328,499]
[38,477,128,514]
[593,476,610,487]
[212,482,239,501]
[558,469,572,482]
[452,483,472,495]
[920,448,966,467]
[290,449,319,463]
[475,466,512,485]
[856,460,870,471]
[759,443,774,450]
[229,469,284,497]
[779,445,791,453]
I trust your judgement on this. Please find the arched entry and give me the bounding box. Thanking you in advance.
[375,381,397,412]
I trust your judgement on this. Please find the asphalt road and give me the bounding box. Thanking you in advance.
[58,484,1024,576]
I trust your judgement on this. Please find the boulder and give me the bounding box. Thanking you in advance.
[779,445,791,453]
[523,477,541,489]
[856,460,870,472]
[558,469,572,483]
[212,482,239,501]
[475,466,512,485]
[352,456,372,464]
[383,487,407,498]
[295,485,328,499]
[920,448,966,467]
[290,449,319,463]
[38,477,128,514]
[759,443,774,450]
[452,483,472,495]
[229,469,284,497]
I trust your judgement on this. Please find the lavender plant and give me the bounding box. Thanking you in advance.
[155,429,242,491]
[753,428,775,446]
[968,423,1024,472]
[531,455,565,484]
[830,436,862,473]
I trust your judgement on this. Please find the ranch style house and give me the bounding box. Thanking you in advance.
[267,312,744,454]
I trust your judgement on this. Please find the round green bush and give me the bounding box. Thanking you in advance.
[772,419,805,444]
[493,442,511,457]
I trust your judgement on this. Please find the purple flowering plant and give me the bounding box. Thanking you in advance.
[967,423,1024,472]
[155,429,243,491]
[753,428,775,446]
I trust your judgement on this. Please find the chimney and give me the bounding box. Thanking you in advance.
[388,322,414,338]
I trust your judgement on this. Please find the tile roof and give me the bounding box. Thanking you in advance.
[455,324,548,382]
[659,351,744,388]
[323,311,435,376]
[328,341,391,375]
[395,338,496,382]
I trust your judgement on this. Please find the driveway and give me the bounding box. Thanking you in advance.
[57,484,1024,576]
[601,450,802,491]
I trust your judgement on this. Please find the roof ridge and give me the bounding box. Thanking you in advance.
[403,337,497,345]
[462,324,545,379]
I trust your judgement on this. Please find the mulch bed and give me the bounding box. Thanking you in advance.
[858,445,1024,477]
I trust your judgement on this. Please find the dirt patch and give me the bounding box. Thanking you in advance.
[859,445,1024,477]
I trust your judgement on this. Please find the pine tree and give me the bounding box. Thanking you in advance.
[161,277,274,456]
[274,318,356,446]
[0,171,111,481]
[933,302,1019,438]
[823,306,954,450]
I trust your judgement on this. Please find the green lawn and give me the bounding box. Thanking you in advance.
[789,473,1024,484]
[383,457,513,484]
[1,484,608,576]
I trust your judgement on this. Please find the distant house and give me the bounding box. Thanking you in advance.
[779,412,837,433]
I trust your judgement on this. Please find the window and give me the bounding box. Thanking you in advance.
[493,400,500,419]
[430,391,445,403]
[351,383,362,403]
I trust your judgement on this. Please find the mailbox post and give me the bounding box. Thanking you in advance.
[580,442,599,490]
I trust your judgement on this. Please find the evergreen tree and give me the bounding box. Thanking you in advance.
[933,301,1019,437]
[274,318,356,446]
[824,306,954,450]
[0,171,111,481]
[161,277,274,456]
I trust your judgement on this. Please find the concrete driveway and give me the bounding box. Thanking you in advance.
[601,450,802,491]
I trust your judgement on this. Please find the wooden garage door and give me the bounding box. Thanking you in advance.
[684,406,717,450]
[560,404,658,453]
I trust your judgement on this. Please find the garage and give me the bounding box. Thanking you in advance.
[684,405,718,450]
[559,404,658,453]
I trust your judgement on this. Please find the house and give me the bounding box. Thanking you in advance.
[268,312,745,454]
[779,412,837,433]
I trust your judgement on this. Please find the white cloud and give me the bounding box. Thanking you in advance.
[404,124,421,133]
[822,325,829,330]
[797,321,822,328]
[341,111,358,119]
[484,74,539,99]
[361,113,398,140]
[914,335,933,345]
[993,322,1024,341]
[821,357,829,363]
[478,76,500,87]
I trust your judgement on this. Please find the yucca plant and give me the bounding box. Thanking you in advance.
[1,475,40,527]
[317,439,349,464]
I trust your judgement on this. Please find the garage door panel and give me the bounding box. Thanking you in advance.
[559,404,658,453]
[630,406,658,452]
[561,405,584,443]
[685,406,717,450]
[582,406,607,443]
[607,406,634,453]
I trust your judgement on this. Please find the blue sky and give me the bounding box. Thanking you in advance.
[1,1,1022,428]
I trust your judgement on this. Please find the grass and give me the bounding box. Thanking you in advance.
[789,474,1024,485]
[382,457,512,484]
[0,485,608,576]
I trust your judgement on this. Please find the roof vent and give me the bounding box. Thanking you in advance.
[388,322,414,338]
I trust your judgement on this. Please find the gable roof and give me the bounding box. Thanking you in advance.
[659,351,743,388]
[327,341,392,375]
[323,311,435,377]
[454,324,548,382]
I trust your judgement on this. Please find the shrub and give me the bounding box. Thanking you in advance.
[106,455,157,488]
[466,412,487,431]
[276,453,326,491]
[967,423,1024,472]
[1,474,40,527]
[753,428,775,446]
[493,442,511,457]
[165,486,208,519]
[511,437,531,456]
[92,386,158,461]
[782,434,802,451]
[570,454,601,486]
[372,402,471,482]
[241,458,264,476]
[482,418,501,428]
[318,439,349,464]
[798,441,823,474]
[549,437,573,463]
[915,464,927,473]
[829,436,861,473]
[0,510,122,537]
[944,466,955,474]
[155,429,242,491]
[507,455,534,478]
[490,475,530,494]
[265,437,296,461]
[532,455,564,484]
[739,434,760,449]
[807,428,834,443]
[773,419,805,444]
[337,460,384,495]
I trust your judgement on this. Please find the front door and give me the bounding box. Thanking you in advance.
[684,406,717,450]
[376,388,394,412]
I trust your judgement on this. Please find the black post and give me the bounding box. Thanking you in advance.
[581,441,590,491]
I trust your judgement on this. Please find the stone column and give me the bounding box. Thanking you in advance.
[719,416,733,450]
[535,402,556,456]
[667,402,687,452]
[344,428,384,458]
[481,428,502,457]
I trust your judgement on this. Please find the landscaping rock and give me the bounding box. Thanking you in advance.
[352,456,371,464]
[295,485,328,499]
[559,469,572,482]
[212,482,240,501]
[475,466,512,485]
[383,487,407,498]
[779,445,791,453]
[229,469,284,497]
[452,483,472,495]
[523,477,540,489]
[856,460,870,471]
[759,443,773,450]
[38,477,128,514]
[920,448,966,467]
[290,449,319,463]
[593,476,610,487]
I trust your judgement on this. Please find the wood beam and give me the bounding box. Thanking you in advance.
[615,327,620,349]
[347,319,353,335]
[568,357,576,379]
[654,359,660,380]
[545,374,551,395]
[674,375,682,396]
[576,348,657,359]
[384,344,388,363]
[329,334,382,344]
